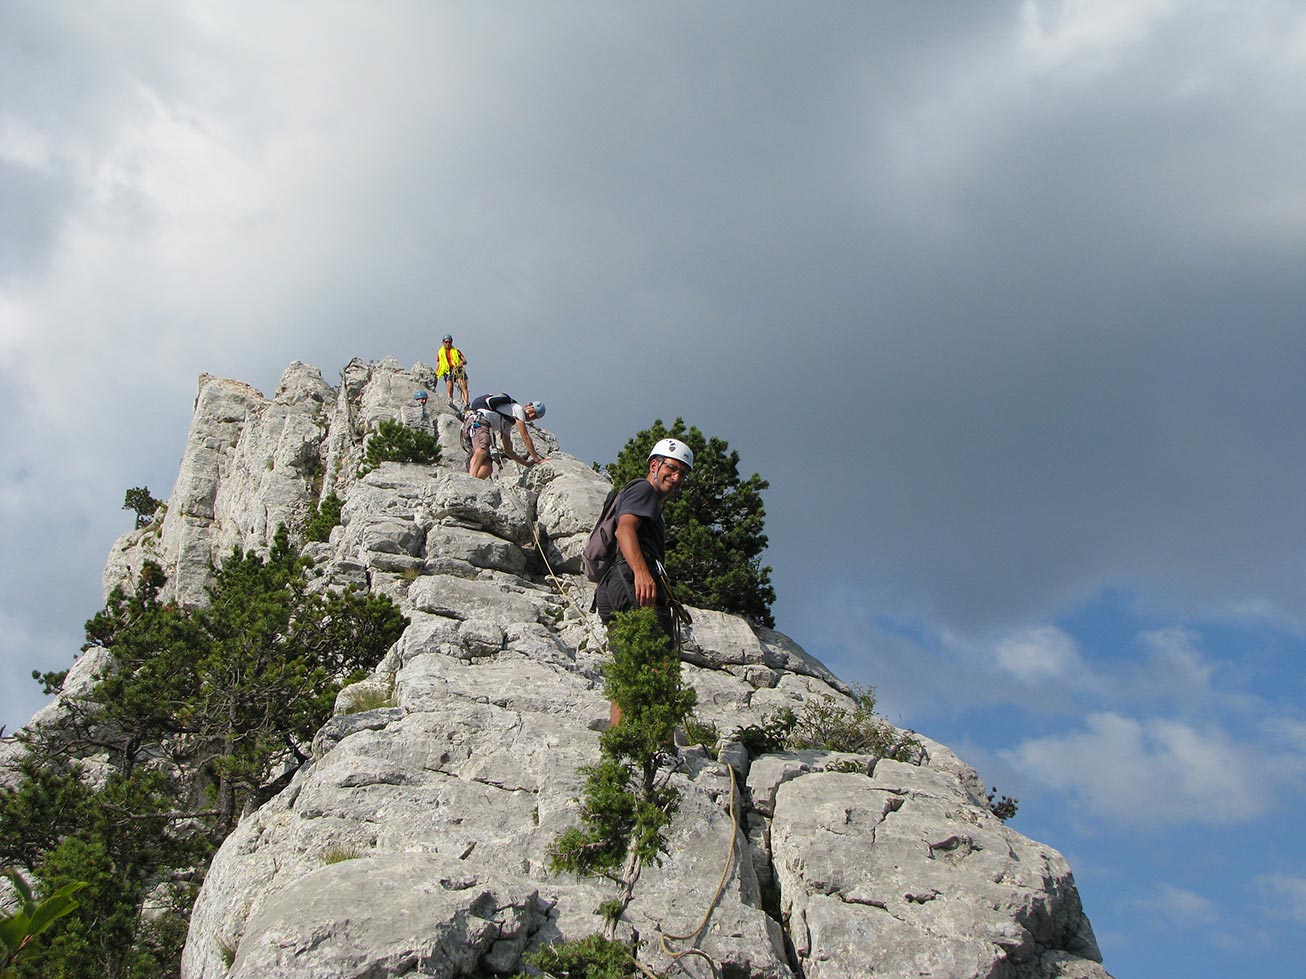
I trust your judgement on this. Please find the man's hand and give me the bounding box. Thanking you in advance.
[633,568,658,606]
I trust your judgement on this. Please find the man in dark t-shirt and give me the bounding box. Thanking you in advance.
[595,439,695,715]
[595,436,694,726]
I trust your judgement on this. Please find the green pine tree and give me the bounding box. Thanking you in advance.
[122,487,162,529]
[357,419,441,476]
[1,527,409,977]
[305,491,344,542]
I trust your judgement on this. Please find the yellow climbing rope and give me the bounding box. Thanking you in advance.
[652,762,739,979]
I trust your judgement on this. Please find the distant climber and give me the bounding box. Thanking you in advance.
[592,437,693,726]
[436,335,471,410]
[399,390,435,433]
[462,393,547,478]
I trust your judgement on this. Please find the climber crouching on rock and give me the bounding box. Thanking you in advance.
[595,437,694,727]
[462,392,548,479]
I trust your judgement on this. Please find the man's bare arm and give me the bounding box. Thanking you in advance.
[499,431,533,466]
[514,418,545,463]
[615,512,657,606]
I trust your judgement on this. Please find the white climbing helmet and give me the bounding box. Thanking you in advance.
[648,438,694,470]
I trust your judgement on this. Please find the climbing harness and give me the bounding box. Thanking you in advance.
[656,564,693,637]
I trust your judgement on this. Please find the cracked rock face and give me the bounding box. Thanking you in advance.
[85,360,1110,979]
[228,853,544,979]
[769,761,1107,979]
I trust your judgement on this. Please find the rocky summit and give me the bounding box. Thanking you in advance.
[84,359,1110,979]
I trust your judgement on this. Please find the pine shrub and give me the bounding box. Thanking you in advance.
[514,932,647,979]
[357,419,441,476]
[548,608,695,880]
[305,491,343,542]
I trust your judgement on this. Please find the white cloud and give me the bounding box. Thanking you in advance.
[993,625,1085,684]
[1255,874,1306,923]
[1019,0,1182,74]
[1126,882,1219,926]
[1138,626,1211,676]
[1261,716,1306,751]
[1124,626,1219,708]
[0,115,51,168]
[1003,712,1271,826]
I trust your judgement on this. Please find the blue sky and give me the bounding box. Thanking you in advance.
[3,3,1305,975]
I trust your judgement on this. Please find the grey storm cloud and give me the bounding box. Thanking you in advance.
[3,0,1306,720]
[7,8,1306,975]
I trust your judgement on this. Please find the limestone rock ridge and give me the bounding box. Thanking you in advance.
[86,359,1112,979]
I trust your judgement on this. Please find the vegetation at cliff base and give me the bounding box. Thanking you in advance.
[604,419,775,627]
[512,932,647,979]
[0,871,86,978]
[0,528,408,979]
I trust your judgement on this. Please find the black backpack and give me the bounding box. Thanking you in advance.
[581,479,644,583]
[469,393,516,416]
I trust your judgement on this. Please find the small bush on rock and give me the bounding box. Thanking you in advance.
[987,787,1019,822]
[123,486,162,529]
[305,491,343,542]
[735,686,920,762]
[357,419,441,476]
[824,758,870,774]
[683,715,721,754]
[513,933,649,979]
[734,708,797,757]
[319,844,365,865]
[788,686,920,762]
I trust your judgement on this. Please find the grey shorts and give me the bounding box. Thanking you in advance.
[468,423,493,453]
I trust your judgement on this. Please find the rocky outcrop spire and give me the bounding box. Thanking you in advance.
[98,360,1108,979]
